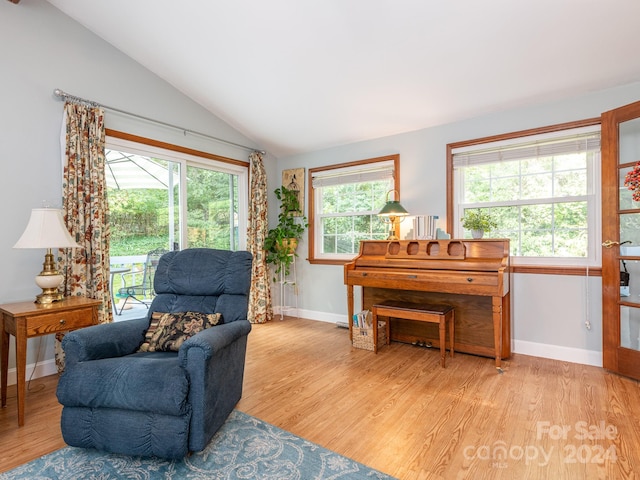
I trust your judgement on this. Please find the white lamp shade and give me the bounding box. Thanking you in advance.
[13,208,81,249]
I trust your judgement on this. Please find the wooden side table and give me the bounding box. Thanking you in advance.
[0,296,101,426]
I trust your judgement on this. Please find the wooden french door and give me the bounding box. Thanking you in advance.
[602,100,640,380]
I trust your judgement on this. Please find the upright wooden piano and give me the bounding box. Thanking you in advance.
[344,239,511,369]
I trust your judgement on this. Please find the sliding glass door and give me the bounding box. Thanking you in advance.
[105,136,248,310]
[106,150,181,255]
[186,164,241,251]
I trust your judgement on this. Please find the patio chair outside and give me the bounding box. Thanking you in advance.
[116,247,168,315]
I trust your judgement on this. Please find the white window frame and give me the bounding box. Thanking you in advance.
[309,155,399,263]
[451,125,601,267]
[106,135,249,250]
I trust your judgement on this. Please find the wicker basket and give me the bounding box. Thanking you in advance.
[352,322,387,351]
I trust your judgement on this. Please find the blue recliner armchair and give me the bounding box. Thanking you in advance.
[56,248,253,459]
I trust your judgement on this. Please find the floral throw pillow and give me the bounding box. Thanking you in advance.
[138,311,222,352]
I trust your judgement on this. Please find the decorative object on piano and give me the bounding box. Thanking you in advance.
[461,209,497,239]
[281,168,305,217]
[436,228,450,239]
[413,215,439,240]
[265,186,308,280]
[377,190,409,240]
[624,161,640,202]
[13,207,81,304]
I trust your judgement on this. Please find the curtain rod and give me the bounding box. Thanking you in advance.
[53,89,265,155]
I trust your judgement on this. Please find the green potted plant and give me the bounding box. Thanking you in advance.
[461,209,497,239]
[265,186,308,280]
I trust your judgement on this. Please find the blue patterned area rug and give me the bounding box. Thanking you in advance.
[1,410,395,479]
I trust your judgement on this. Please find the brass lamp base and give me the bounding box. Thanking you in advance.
[34,250,65,304]
[386,218,400,240]
[35,289,64,304]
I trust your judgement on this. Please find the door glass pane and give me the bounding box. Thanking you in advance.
[186,165,239,250]
[620,256,640,303]
[620,208,640,305]
[619,118,640,165]
[619,166,640,210]
[619,213,640,246]
[106,149,180,305]
[107,151,180,255]
[620,118,640,350]
[620,305,640,351]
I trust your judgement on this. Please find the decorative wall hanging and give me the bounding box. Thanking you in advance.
[282,168,305,217]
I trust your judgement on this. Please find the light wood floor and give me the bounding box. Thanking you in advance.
[1,317,639,479]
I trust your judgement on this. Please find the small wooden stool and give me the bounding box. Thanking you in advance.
[372,300,455,367]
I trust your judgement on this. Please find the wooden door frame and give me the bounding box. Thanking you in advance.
[601,99,640,377]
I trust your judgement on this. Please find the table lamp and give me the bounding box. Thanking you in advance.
[13,208,81,304]
[377,190,409,240]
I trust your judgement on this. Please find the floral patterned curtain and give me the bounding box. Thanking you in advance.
[247,151,272,323]
[55,102,111,371]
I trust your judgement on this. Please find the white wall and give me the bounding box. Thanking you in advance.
[276,82,640,367]
[0,1,274,380]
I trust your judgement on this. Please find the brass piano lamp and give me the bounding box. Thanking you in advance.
[377,190,409,240]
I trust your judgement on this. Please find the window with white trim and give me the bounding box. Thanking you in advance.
[309,155,399,262]
[451,125,601,266]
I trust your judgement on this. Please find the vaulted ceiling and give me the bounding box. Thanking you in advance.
[46,0,640,157]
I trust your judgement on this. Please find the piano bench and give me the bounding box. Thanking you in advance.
[372,300,455,367]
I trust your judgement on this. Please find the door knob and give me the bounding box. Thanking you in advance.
[602,240,620,248]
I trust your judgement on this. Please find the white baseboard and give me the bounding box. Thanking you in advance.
[274,306,346,324]
[512,339,602,367]
[6,358,58,386]
[275,307,603,367]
